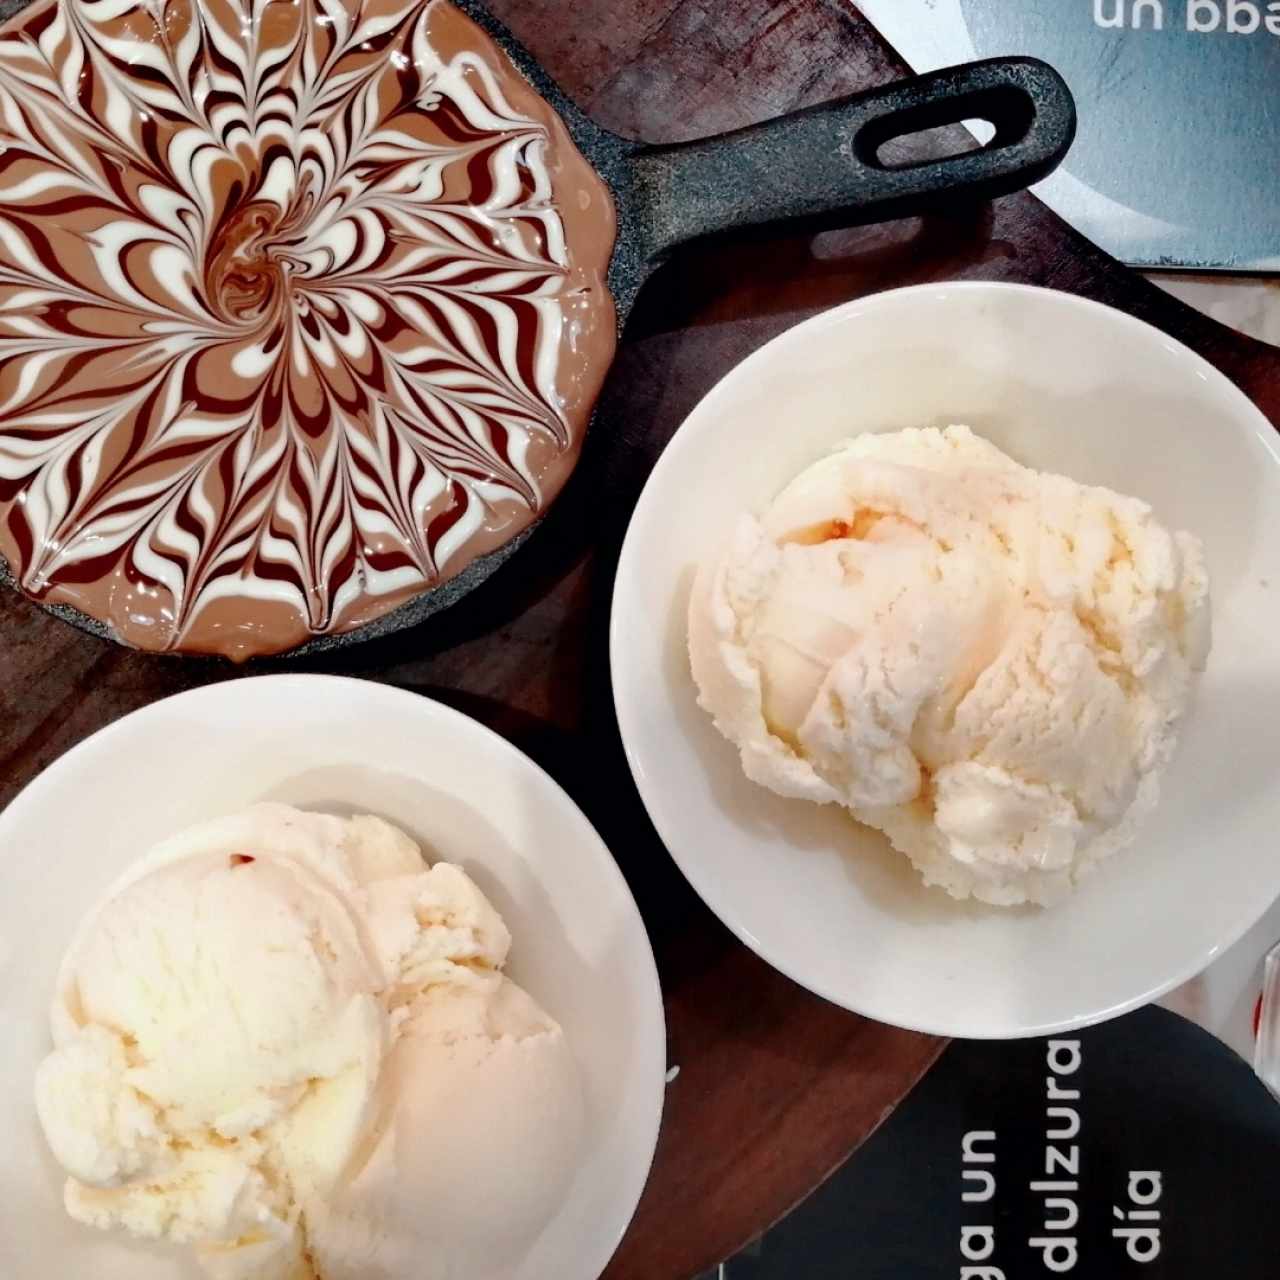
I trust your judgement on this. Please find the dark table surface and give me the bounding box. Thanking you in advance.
[2,2,1278,1279]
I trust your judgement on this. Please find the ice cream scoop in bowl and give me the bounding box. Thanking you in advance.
[0,675,664,1280]
[611,281,1280,1038]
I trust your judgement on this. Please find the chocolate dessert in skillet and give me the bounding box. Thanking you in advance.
[0,0,616,658]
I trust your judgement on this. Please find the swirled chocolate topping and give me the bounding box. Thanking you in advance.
[0,0,617,658]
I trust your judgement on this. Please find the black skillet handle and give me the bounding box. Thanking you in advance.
[624,57,1076,262]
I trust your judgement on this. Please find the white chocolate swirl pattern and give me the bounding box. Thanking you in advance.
[0,0,616,657]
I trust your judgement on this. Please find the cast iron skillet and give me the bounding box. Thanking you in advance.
[0,0,1077,656]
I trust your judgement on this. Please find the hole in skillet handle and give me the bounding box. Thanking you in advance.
[856,82,1033,173]
[875,118,995,168]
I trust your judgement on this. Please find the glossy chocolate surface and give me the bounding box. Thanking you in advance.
[0,0,617,657]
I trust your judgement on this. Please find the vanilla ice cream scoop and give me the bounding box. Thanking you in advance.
[689,426,1210,906]
[34,805,582,1278]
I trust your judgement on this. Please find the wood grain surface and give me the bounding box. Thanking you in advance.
[2,2,1277,1278]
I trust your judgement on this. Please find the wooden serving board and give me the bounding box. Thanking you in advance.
[2,3,1277,1278]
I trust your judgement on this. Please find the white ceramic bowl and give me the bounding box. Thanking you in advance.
[0,675,664,1280]
[612,281,1280,1039]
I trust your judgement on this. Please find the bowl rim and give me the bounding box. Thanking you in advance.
[610,278,1280,1039]
[0,672,667,1277]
